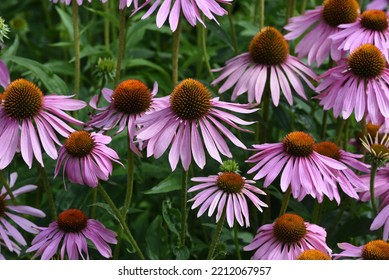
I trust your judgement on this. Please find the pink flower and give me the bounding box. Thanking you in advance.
[136,78,257,171]
[212,27,316,106]
[55,131,122,188]
[330,10,389,61]
[244,213,331,260]
[0,172,46,258]
[188,172,267,228]
[87,79,164,156]
[313,141,369,203]
[334,240,389,259]
[50,0,108,5]
[316,44,389,124]
[246,131,348,202]
[27,209,117,259]
[0,60,86,169]
[284,0,360,66]
[134,0,232,31]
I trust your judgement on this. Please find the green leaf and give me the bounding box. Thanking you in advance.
[144,172,182,194]
[126,58,171,83]
[145,215,170,260]
[162,199,181,237]
[173,245,190,260]
[55,6,74,38]
[8,56,69,94]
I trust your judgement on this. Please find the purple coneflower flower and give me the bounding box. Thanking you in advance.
[0,172,45,255]
[87,79,163,156]
[330,10,389,61]
[0,60,86,169]
[188,172,267,228]
[55,131,122,188]
[316,44,389,124]
[136,78,256,171]
[244,213,332,260]
[26,209,117,259]
[334,240,389,259]
[50,0,107,5]
[246,131,347,201]
[313,141,369,203]
[296,249,331,260]
[284,0,360,66]
[212,27,316,106]
[134,0,232,31]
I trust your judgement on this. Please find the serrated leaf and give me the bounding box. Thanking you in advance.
[144,172,182,194]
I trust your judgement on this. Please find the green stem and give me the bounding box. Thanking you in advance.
[91,188,97,219]
[301,0,307,14]
[279,187,292,217]
[320,111,328,140]
[180,169,188,247]
[311,200,322,224]
[233,223,242,260]
[260,0,265,29]
[370,163,378,216]
[0,170,17,205]
[38,165,57,220]
[257,89,270,143]
[199,21,214,80]
[97,183,145,260]
[207,210,226,260]
[286,0,296,24]
[104,2,110,52]
[172,19,182,86]
[114,8,126,85]
[227,5,238,54]
[72,1,80,101]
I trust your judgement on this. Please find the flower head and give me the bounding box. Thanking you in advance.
[284,0,360,66]
[212,27,316,106]
[334,240,389,259]
[26,208,117,259]
[330,10,389,61]
[50,0,108,5]
[244,213,331,260]
[296,249,331,260]
[0,17,10,43]
[246,131,349,202]
[136,78,257,171]
[188,169,267,228]
[0,60,86,169]
[87,79,162,156]
[134,0,232,31]
[316,44,389,124]
[361,132,389,166]
[55,131,122,188]
[313,141,369,203]
[0,172,45,257]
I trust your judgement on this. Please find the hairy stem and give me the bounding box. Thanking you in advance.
[114,8,126,85]
[180,169,188,247]
[172,19,182,86]
[279,187,292,217]
[207,211,226,260]
[72,1,80,101]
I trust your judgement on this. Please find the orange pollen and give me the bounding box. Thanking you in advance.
[361,10,388,31]
[348,44,386,79]
[57,209,88,233]
[322,0,359,27]
[64,131,95,158]
[314,141,341,160]
[248,27,289,65]
[283,131,315,157]
[112,79,152,115]
[297,249,331,260]
[3,78,43,120]
[362,240,389,260]
[170,78,211,120]
[216,172,245,193]
[273,213,307,244]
